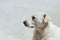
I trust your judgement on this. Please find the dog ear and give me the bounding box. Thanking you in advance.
[43,14,52,22]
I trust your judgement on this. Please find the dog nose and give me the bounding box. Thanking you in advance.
[32,16,35,20]
[23,21,28,26]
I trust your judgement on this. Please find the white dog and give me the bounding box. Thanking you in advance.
[23,13,60,40]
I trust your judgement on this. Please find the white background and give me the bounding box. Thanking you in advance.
[0,0,60,40]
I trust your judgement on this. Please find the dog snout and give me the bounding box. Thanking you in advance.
[23,21,28,26]
[32,16,35,20]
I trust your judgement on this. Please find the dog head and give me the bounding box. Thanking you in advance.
[23,13,51,28]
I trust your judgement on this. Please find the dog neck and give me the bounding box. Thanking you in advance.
[40,22,48,32]
[35,20,48,32]
[33,22,48,40]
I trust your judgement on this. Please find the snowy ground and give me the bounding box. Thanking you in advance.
[0,0,60,40]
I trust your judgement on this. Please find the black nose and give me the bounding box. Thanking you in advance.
[32,16,35,20]
[23,21,28,26]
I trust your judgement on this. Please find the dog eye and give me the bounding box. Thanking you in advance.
[32,16,35,20]
[43,14,46,18]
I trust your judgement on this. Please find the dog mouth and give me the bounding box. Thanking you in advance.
[27,26,34,28]
[30,26,34,28]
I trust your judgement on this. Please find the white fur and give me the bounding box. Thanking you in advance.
[23,13,60,40]
[46,21,60,40]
